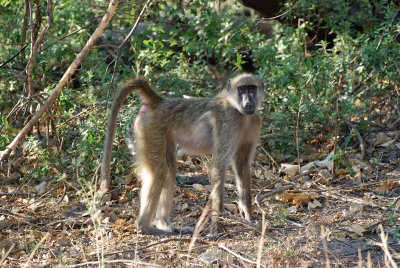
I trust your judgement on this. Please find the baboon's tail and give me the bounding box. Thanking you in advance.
[123,78,163,107]
[99,78,161,193]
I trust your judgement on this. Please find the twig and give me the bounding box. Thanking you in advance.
[65,259,163,268]
[256,1,299,20]
[0,0,121,162]
[256,184,295,205]
[255,185,304,227]
[372,225,399,268]
[0,44,28,68]
[24,232,50,266]
[321,225,331,268]
[0,244,15,266]
[218,243,258,265]
[319,188,387,210]
[259,146,279,169]
[188,200,211,253]
[345,120,365,160]
[108,0,152,89]
[257,212,268,268]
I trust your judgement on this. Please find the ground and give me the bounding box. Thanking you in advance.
[0,129,399,267]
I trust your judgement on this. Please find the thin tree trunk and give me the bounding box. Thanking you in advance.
[26,0,52,98]
[21,0,30,61]
[0,0,120,162]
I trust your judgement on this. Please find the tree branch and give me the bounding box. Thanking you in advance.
[0,0,121,162]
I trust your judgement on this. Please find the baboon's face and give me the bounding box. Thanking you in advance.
[227,74,265,115]
[237,85,257,114]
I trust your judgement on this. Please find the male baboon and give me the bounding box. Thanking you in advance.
[100,74,265,235]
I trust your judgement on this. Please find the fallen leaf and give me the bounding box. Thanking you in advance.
[181,203,189,211]
[183,190,197,199]
[300,162,315,173]
[319,169,333,183]
[343,224,367,236]
[349,203,364,213]
[379,139,396,147]
[192,183,207,192]
[279,192,319,207]
[224,203,238,215]
[375,181,396,194]
[308,199,322,209]
[35,181,48,195]
[280,164,299,177]
[315,152,334,171]
[374,132,391,146]
[286,206,297,213]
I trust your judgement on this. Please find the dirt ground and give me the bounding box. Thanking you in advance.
[1,127,399,267]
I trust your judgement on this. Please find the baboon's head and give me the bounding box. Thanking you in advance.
[227,73,265,115]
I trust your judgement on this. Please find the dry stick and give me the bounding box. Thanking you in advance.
[295,93,303,175]
[188,200,212,253]
[24,232,50,266]
[0,0,120,162]
[375,225,399,268]
[0,44,29,68]
[332,74,343,179]
[345,120,365,160]
[321,225,331,268]
[99,0,152,192]
[66,260,163,268]
[256,211,268,268]
[0,244,15,266]
[218,243,258,265]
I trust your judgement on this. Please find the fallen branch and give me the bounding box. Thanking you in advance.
[0,0,120,162]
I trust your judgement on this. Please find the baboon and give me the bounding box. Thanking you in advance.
[100,73,265,235]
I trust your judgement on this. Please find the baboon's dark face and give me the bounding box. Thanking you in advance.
[237,85,257,114]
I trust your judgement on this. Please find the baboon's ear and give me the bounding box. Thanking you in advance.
[226,79,232,91]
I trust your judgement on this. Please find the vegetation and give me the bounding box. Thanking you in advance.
[0,0,399,266]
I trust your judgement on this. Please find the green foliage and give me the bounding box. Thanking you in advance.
[0,0,399,182]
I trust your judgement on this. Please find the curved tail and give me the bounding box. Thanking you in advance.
[99,78,162,193]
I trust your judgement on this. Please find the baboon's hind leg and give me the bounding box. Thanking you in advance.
[136,132,169,235]
[153,138,176,232]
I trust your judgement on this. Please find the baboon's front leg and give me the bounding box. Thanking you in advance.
[232,142,256,221]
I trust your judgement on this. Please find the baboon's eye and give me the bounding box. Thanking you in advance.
[238,85,257,94]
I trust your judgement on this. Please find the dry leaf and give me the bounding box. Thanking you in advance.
[375,181,396,194]
[319,169,333,183]
[374,132,391,146]
[300,162,315,173]
[280,192,319,207]
[315,152,334,171]
[349,203,364,213]
[35,181,48,195]
[344,224,367,236]
[183,190,197,199]
[308,199,322,209]
[192,183,207,192]
[181,203,189,211]
[280,164,299,177]
[224,203,238,215]
[395,143,400,150]
[379,139,396,147]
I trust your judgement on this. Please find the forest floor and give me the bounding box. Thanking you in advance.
[1,124,399,267]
